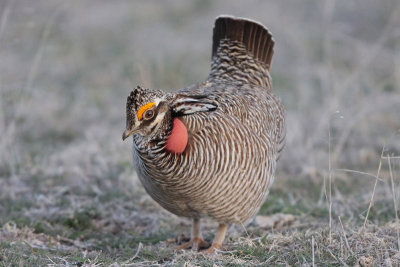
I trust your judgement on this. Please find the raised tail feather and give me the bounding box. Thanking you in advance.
[208,15,275,88]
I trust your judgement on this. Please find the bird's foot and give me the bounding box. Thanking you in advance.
[176,237,210,251]
[204,242,222,254]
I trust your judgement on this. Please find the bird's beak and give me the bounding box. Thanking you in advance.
[122,129,134,141]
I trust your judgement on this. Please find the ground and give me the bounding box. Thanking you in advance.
[0,0,400,266]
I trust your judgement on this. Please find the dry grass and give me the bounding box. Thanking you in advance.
[1,0,400,266]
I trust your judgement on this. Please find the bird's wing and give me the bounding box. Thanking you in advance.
[178,85,285,155]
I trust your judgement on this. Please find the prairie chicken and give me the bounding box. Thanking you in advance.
[123,16,286,253]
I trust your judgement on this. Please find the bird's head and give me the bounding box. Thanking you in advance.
[122,86,168,140]
[122,86,217,145]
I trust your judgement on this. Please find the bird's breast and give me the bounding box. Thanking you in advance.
[165,118,188,154]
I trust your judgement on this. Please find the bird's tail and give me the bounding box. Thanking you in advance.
[208,15,274,89]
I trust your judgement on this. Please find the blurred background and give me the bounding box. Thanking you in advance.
[0,0,399,264]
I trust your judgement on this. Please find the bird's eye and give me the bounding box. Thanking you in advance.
[143,109,154,120]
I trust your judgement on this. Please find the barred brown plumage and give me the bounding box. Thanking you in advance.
[122,15,286,253]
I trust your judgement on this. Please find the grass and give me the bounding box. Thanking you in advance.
[1,0,400,266]
[1,162,399,265]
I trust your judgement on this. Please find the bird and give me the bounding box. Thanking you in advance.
[122,15,286,253]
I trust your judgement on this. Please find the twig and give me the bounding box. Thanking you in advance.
[24,5,59,92]
[363,146,385,231]
[338,216,353,255]
[122,242,143,266]
[382,156,400,159]
[240,222,250,240]
[301,255,310,266]
[328,121,333,244]
[325,246,338,261]
[0,0,13,44]
[312,236,315,267]
[387,156,400,252]
[333,168,383,181]
[133,242,144,260]
[337,257,349,267]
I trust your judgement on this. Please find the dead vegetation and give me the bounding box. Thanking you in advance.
[1,0,400,266]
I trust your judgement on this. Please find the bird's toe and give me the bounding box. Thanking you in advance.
[191,237,210,251]
[176,237,210,251]
[204,243,222,254]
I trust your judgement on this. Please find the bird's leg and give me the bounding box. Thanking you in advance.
[204,223,228,254]
[176,218,210,251]
[190,218,210,251]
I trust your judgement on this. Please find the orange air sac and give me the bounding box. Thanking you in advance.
[165,118,188,154]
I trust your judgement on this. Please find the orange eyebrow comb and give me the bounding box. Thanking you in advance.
[137,102,155,120]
